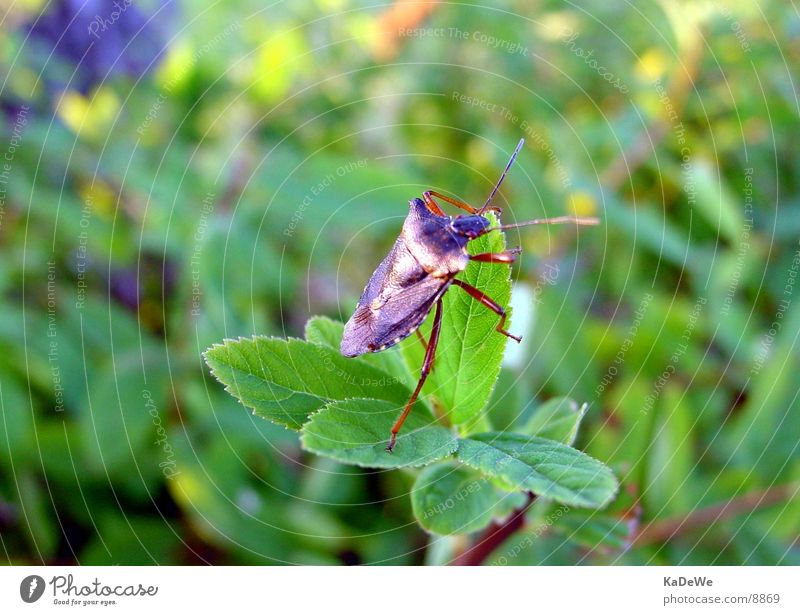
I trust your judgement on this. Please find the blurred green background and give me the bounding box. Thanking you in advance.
[1,0,798,565]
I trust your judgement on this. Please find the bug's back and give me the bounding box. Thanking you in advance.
[340,234,450,356]
[340,199,469,357]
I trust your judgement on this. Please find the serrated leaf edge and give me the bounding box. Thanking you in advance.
[298,397,457,469]
[453,434,620,509]
[202,335,329,430]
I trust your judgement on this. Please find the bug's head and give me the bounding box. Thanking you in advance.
[451,214,491,239]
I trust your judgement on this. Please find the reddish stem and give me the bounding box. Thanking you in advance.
[451,493,536,566]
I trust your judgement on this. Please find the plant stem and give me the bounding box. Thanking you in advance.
[633,483,798,546]
[451,493,536,566]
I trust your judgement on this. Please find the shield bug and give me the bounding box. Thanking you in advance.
[341,138,598,452]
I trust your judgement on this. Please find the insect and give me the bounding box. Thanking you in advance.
[340,138,598,452]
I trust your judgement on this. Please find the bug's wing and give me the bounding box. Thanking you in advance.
[341,238,450,357]
[341,275,448,356]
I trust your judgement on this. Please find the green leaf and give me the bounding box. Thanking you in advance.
[411,464,507,535]
[80,348,168,477]
[80,515,182,565]
[401,212,512,431]
[304,315,343,348]
[301,398,457,468]
[644,383,695,518]
[203,337,412,430]
[16,471,58,557]
[603,194,701,272]
[456,433,618,508]
[553,509,634,552]
[304,316,410,383]
[691,157,743,245]
[0,378,35,465]
[521,397,588,445]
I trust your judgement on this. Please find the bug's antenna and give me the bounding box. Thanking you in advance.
[478,138,525,214]
[491,216,600,231]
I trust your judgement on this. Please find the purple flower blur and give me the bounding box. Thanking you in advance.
[24,0,176,94]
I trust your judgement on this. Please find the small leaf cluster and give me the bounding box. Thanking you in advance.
[205,223,618,535]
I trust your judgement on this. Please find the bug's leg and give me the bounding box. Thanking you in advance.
[415,329,437,372]
[420,191,446,216]
[387,299,444,453]
[423,190,499,216]
[415,328,436,370]
[470,247,522,264]
[452,279,521,343]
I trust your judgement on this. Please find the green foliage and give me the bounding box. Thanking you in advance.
[305,316,410,381]
[205,315,617,533]
[301,399,457,468]
[203,337,412,430]
[3,0,799,566]
[456,434,618,508]
[411,464,510,535]
[520,397,588,445]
